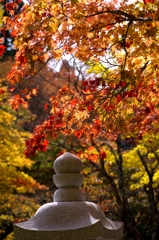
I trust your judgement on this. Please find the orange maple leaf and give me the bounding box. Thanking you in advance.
[31,88,38,96]
[70,99,77,106]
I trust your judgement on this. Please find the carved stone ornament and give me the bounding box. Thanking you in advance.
[14,152,123,240]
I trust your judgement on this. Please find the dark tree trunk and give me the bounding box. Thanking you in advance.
[151,216,159,240]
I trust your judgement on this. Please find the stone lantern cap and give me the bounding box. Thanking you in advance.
[14,152,123,240]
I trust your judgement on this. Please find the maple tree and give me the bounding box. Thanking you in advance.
[1,0,159,239]
[0,0,158,138]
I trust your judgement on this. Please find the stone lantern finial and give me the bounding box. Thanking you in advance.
[53,152,84,202]
[13,152,123,240]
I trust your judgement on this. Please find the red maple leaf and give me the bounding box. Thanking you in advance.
[44,103,49,110]
[0,45,6,56]
[17,54,27,66]
[99,150,107,159]
[38,140,49,151]
[143,0,154,5]
[0,89,5,94]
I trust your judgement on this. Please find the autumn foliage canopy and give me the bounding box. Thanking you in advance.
[0,0,159,154]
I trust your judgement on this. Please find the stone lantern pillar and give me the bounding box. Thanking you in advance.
[14,152,123,240]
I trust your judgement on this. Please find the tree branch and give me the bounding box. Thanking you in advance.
[84,10,153,23]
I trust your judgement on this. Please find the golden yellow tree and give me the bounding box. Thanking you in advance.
[0,82,46,239]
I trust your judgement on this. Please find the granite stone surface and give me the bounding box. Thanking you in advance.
[14,152,123,240]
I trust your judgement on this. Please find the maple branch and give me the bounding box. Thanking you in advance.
[12,57,54,93]
[101,56,120,68]
[71,58,85,93]
[84,10,154,23]
[137,150,152,181]
[140,61,149,73]
[105,141,118,161]
[38,74,60,89]
[120,21,132,74]
[89,20,126,32]
[151,151,159,170]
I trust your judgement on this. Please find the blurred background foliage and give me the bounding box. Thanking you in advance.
[0,88,47,240]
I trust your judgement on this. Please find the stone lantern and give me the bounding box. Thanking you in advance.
[14,152,123,240]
